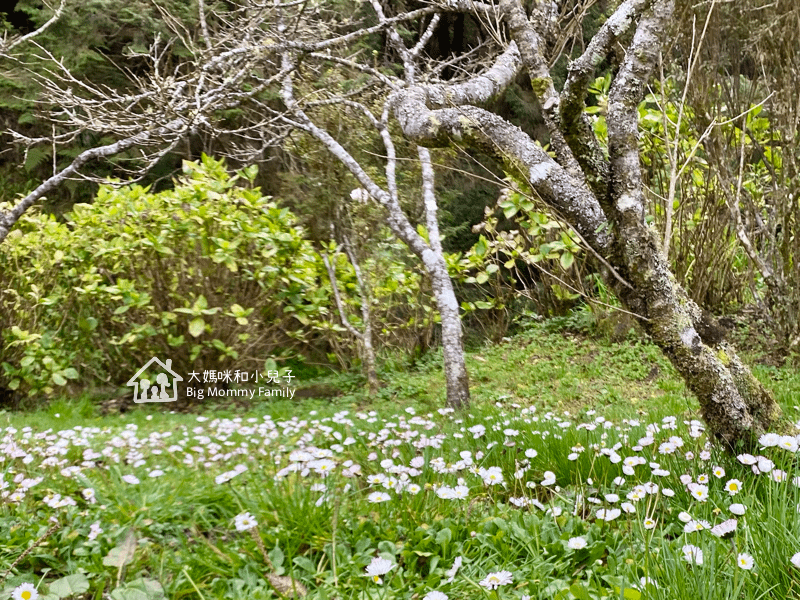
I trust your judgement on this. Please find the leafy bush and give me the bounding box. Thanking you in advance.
[0,155,331,398]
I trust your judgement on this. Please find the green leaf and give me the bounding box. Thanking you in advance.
[500,201,519,219]
[110,578,164,600]
[293,556,316,573]
[269,544,285,570]
[560,251,574,270]
[569,583,591,600]
[435,528,452,546]
[194,295,208,310]
[49,574,90,598]
[474,236,488,257]
[610,586,641,600]
[103,529,137,568]
[24,147,51,172]
[79,317,98,332]
[188,318,205,338]
[63,368,79,380]
[52,373,67,386]
[475,271,489,284]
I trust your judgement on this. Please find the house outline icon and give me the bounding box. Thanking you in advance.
[127,357,184,403]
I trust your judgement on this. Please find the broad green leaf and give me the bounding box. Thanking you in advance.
[293,556,316,573]
[188,318,205,338]
[569,583,591,600]
[502,204,518,219]
[435,528,452,546]
[110,578,164,600]
[269,543,285,570]
[474,236,488,257]
[49,574,90,598]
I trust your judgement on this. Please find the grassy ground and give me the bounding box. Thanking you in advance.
[1,322,799,600]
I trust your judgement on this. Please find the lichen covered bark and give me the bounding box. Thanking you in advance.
[604,0,780,445]
[613,224,780,445]
[430,264,471,410]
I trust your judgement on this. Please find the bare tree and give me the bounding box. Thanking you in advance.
[276,1,471,408]
[0,0,473,408]
[0,0,783,442]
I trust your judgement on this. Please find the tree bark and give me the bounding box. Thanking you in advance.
[603,0,780,445]
[419,147,470,409]
[429,257,471,410]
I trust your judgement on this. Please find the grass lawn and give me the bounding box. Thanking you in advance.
[1,323,799,599]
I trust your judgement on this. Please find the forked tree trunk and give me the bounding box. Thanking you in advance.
[390,0,780,445]
[603,0,780,445]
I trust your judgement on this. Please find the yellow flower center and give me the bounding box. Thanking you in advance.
[22,592,32,600]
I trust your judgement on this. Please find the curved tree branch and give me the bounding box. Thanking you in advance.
[391,43,610,252]
[499,0,583,179]
[559,0,653,197]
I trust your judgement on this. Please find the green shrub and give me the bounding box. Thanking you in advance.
[0,155,331,398]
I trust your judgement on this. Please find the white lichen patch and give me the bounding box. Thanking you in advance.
[680,326,699,348]
[529,162,553,184]
[609,13,632,36]
[616,192,639,212]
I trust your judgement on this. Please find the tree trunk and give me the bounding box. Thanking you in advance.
[428,256,471,410]
[342,234,381,396]
[603,0,781,445]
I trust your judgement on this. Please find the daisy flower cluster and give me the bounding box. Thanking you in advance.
[3,400,800,598]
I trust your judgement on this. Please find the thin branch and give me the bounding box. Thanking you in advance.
[411,14,441,58]
[322,251,364,340]
[197,0,213,53]
[0,0,66,54]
